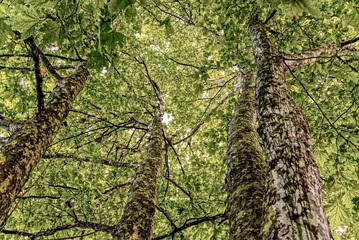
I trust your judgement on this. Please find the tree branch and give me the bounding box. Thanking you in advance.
[283,44,358,71]
[340,36,359,47]
[24,36,63,82]
[162,175,193,200]
[1,220,113,239]
[103,180,132,195]
[43,153,140,168]
[155,204,178,229]
[0,65,32,71]
[264,10,277,24]
[283,62,359,150]
[15,195,60,200]
[153,213,227,240]
[28,42,45,111]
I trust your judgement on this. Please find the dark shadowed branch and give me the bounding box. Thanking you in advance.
[27,42,45,111]
[154,213,227,240]
[1,220,113,239]
[24,36,63,82]
[284,62,359,150]
[43,153,140,168]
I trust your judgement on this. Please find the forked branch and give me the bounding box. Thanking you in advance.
[24,37,62,82]
[283,39,359,71]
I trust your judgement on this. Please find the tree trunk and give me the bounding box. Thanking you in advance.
[0,63,89,228]
[247,17,332,239]
[226,70,268,239]
[113,106,163,240]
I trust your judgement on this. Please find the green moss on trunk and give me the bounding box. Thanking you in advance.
[113,107,163,240]
[247,17,332,240]
[0,64,89,228]
[226,70,268,239]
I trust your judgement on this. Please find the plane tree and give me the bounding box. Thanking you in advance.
[0,0,358,239]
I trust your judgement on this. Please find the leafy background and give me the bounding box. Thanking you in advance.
[0,0,358,239]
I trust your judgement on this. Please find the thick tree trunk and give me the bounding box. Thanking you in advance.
[247,17,332,239]
[226,70,267,239]
[0,63,89,228]
[113,107,163,240]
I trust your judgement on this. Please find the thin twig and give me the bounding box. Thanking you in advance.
[284,62,359,150]
[153,213,227,240]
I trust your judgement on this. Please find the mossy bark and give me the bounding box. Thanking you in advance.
[226,71,268,239]
[113,107,163,240]
[247,17,332,239]
[0,64,89,228]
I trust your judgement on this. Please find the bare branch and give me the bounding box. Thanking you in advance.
[284,62,359,150]
[166,56,200,69]
[283,45,358,71]
[153,213,227,240]
[16,195,60,200]
[103,180,132,195]
[24,36,63,82]
[264,10,277,24]
[336,55,359,73]
[141,60,162,104]
[340,36,359,47]
[155,204,179,230]
[161,175,193,200]
[0,65,32,71]
[153,3,219,38]
[1,220,113,239]
[27,42,45,111]
[43,153,140,168]
[173,85,236,145]
[0,53,81,61]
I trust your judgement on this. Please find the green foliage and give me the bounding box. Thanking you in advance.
[0,0,358,239]
[108,0,136,15]
[277,0,321,17]
[343,8,359,31]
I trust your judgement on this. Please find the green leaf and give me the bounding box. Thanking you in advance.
[6,5,40,38]
[353,222,359,240]
[343,10,359,31]
[40,20,61,44]
[139,0,146,6]
[108,0,135,15]
[165,20,175,36]
[0,19,12,44]
[194,83,204,95]
[278,0,321,17]
[125,6,137,20]
[101,30,125,48]
[326,203,351,227]
[87,50,107,69]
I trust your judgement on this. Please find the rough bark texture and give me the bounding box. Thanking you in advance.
[113,107,163,240]
[247,18,332,240]
[226,71,268,239]
[0,64,89,229]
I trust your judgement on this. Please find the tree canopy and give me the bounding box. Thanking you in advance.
[0,0,358,239]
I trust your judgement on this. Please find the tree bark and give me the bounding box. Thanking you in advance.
[113,106,163,240]
[226,70,268,239]
[0,62,89,229]
[247,17,332,239]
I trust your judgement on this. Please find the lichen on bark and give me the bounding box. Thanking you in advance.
[247,17,332,240]
[226,70,268,239]
[0,63,89,229]
[113,106,163,240]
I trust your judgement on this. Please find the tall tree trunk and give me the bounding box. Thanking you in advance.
[0,62,89,228]
[226,70,268,239]
[113,106,163,240]
[247,17,332,239]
